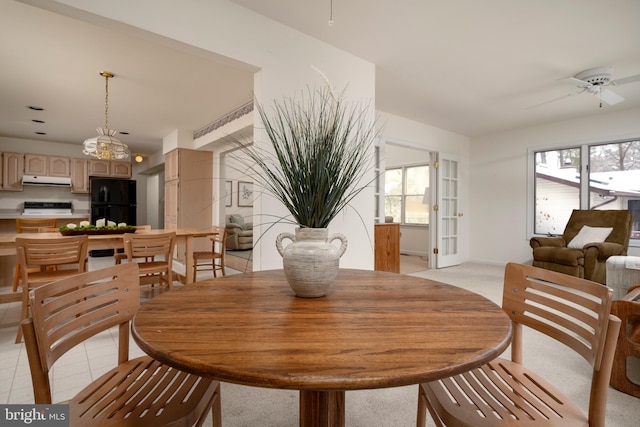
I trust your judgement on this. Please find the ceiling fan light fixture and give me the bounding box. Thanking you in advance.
[574,67,613,86]
[82,71,130,160]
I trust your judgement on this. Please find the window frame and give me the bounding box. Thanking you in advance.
[528,138,640,247]
[384,163,429,226]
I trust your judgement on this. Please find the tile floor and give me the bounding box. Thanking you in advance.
[0,254,238,405]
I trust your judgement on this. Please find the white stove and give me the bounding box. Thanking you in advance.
[23,201,73,216]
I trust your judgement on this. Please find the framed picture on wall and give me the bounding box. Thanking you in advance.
[238,181,253,207]
[225,180,232,207]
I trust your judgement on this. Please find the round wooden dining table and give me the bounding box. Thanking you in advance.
[132,269,512,427]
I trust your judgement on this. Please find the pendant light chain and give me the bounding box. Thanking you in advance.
[104,73,110,129]
[82,70,130,160]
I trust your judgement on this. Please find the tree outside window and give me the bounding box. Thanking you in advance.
[533,139,640,239]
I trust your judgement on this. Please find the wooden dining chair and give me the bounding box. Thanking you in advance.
[12,218,58,292]
[123,231,176,291]
[21,263,222,427]
[16,217,57,233]
[14,234,89,343]
[37,227,60,232]
[114,225,152,265]
[417,263,621,427]
[193,226,227,281]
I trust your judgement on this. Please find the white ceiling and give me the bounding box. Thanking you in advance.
[1,0,640,157]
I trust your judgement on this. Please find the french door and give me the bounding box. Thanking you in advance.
[435,153,462,268]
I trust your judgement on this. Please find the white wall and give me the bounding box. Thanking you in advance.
[53,0,377,271]
[469,107,640,264]
[379,112,471,261]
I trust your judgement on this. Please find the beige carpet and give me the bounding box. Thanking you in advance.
[204,262,640,426]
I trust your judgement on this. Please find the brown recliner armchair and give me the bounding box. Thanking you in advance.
[530,209,632,284]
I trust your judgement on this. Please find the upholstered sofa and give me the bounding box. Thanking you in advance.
[530,209,632,284]
[225,214,253,250]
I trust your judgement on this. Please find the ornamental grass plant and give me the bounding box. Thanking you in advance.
[239,86,378,229]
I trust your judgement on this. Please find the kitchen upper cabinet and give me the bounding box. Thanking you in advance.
[88,159,132,178]
[24,154,47,175]
[2,152,24,191]
[70,158,89,193]
[24,154,71,177]
[111,161,132,178]
[49,156,71,176]
[88,159,110,177]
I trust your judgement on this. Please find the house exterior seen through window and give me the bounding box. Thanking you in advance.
[533,139,640,240]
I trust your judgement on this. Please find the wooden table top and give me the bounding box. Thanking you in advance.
[132,269,512,392]
[0,228,215,244]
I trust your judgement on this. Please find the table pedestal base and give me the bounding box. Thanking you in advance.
[300,391,345,427]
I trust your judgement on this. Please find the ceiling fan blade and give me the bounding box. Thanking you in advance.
[611,73,640,86]
[569,77,592,87]
[526,90,584,110]
[599,88,625,105]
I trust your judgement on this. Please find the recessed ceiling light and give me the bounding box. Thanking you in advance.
[32,119,45,124]
[27,106,44,111]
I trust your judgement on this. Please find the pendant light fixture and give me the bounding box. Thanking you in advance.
[82,71,130,160]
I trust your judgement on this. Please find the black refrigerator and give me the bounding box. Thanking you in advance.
[90,178,137,256]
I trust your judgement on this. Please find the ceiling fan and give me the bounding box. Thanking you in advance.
[529,66,640,109]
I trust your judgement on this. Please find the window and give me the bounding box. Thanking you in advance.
[533,139,640,240]
[384,165,429,224]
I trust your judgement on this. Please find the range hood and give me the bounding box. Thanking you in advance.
[22,175,72,187]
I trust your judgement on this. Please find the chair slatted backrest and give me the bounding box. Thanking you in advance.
[16,235,89,270]
[503,263,613,367]
[211,226,227,254]
[16,218,57,233]
[21,263,140,403]
[503,263,619,426]
[123,231,175,261]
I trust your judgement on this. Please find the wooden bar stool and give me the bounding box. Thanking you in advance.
[611,285,640,397]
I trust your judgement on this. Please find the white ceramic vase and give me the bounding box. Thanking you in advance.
[276,227,348,298]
